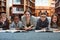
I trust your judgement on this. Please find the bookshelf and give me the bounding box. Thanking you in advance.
[55,0,60,26]
[0,0,6,15]
[12,0,24,14]
[11,0,35,19]
[11,0,24,20]
[25,0,35,15]
[11,0,35,16]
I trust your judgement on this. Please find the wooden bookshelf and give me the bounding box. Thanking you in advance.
[12,0,24,15]
[0,0,6,15]
[11,0,35,16]
[11,0,35,19]
[25,0,35,15]
[55,0,60,26]
[11,0,24,20]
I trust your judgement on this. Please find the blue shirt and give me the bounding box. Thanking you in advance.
[9,21,23,29]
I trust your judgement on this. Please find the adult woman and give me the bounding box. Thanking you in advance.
[21,10,36,30]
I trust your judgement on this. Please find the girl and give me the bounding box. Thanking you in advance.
[51,14,59,28]
[0,13,9,30]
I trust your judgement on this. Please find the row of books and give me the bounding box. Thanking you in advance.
[0,0,6,13]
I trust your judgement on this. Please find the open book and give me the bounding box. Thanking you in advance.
[52,29,60,32]
[0,30,26,33]
[35,28,60,33]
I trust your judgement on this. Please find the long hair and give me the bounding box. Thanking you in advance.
[50,14,59,27]
[24,10,32,16]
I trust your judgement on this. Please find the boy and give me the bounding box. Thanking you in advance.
[36,12,49,30]
[9,15,23,30]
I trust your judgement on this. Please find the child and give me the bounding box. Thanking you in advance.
[36,12,49,30]
[0,13,9,30]
[9,15,23,30]
[50,14,59,28]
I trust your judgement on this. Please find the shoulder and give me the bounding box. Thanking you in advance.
[31,16,36,20]
[19,21,23,24]
[21,15,26,21]
[10,21,15,26]
[37,18,40,22]
[47,17,51,23]
[11,21,15,24]
[21,15,25,19]
[45,18,49,23]
[31,16,35,18]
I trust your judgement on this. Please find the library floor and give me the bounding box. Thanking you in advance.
[0,31,60,40]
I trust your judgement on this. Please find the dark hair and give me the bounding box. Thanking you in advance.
[40,12,47,16]
[24,10,32,16]
[13,15,19,19]
[0,16,2,21]
[50,14,59,27]
[44,11,48,16]
[0,16,2,18]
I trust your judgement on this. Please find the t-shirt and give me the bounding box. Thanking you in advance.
[36,18,49,30]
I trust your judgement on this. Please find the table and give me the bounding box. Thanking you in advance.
[0,31,60,40]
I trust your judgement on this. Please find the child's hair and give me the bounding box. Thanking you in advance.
[13,15,19,20]
[40,12,47,16]
[51,14,59,27]
[0,16,2,21]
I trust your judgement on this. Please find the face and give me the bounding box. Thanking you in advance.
[1,17,6,22]
[1,13,6,18]
[40,15,46,21]
[52,16,57,23]
[14,16,19,23]
[25,12,30,18]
